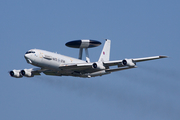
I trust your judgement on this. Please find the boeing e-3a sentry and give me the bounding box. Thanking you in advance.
[9,39,167,78]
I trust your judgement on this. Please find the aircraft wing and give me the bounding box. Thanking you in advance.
[58,63,99,74]
[28,56,168,77]
[41,63,95,76]
[106,66,137,72]
[57,55,167,73]
[59,63,93,70]
[132,55,167,62]
[42,56,168,76]
[27,68,49,75]
[103,55,168,67]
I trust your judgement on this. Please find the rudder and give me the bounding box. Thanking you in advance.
[98,39,111,62]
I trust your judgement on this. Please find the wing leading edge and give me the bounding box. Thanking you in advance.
[103,55,168,67]
[133,55,168,62]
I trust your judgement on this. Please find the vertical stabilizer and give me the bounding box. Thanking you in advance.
[98,39,111,62]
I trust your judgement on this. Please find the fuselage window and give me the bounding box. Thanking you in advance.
[25,51,35,54]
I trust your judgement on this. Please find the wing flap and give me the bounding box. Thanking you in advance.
[103,60,122,67]
[32,72,41,75]
[31,68,49,75]
[59,63,93,70]
[106,66,137,72]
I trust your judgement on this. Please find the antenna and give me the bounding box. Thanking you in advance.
[65,39,101,63]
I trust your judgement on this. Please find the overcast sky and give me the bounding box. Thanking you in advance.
[0,0,180,120]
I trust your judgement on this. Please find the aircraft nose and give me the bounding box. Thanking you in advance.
[24,53,30,60]
[24,54,28,59]
[24,54,32,64]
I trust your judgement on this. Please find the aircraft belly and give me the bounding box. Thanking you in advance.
[59,67,99,74]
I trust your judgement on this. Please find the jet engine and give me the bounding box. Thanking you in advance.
[21,69,34,77]
[122,59,136,67]
[9,70,23,78]
[92,62,105,69]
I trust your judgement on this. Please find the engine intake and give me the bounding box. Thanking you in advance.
[122,59,136,67]
[9,70,23,78]
[92,62,105,69]
[92,63,98,68]
[21,69,34,77]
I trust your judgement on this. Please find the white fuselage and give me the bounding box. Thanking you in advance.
[25,49,86,70]
[24,49,109,77]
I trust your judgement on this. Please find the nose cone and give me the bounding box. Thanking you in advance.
[24,54,28,59]
[24,54,32,64]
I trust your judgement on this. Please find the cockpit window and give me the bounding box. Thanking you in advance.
[25,51,35,54]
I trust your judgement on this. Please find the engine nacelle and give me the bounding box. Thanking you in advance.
[21,69,34,77]
[92,62,105,69]
[9,70,23,78]
[122,59,136,67]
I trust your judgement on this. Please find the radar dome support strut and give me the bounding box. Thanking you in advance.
[65,39,101,63]
[79,48,83,60]
[85,48,90,63]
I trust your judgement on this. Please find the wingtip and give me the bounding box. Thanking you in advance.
[159,55,168,58]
